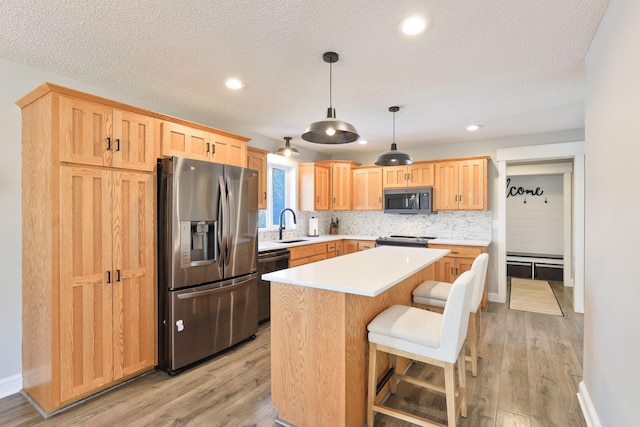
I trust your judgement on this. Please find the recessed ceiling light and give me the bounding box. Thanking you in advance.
[225,78,245,90]
[399,16,428,36]
[466,124,481,131]
[358,139,368,145]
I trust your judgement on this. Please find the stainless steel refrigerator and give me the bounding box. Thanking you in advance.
[157,156,259,374]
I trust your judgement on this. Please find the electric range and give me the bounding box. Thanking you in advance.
[374,235,437,248]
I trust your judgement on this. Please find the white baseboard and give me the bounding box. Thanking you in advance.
[0,373,22,399]
[488,292,501,303]
[577,380,602,427]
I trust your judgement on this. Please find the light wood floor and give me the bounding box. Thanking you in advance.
[0,281,584,427]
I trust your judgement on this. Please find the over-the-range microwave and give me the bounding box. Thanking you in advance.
[383,187,433,214]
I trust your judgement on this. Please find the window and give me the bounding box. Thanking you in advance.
[259,154,297,230]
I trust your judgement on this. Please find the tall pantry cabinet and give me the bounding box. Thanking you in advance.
[18,84,157,413]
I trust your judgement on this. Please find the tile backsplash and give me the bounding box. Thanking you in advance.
[260,210,493,241]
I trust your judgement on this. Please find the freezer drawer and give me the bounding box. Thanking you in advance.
[164,273,258,373]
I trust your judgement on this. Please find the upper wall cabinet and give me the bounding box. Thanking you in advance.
[382,162,435,189]
[59,96,156,172]
[298,162,331,211]
[434,158,488,210]
[299,161,360,211]
[161,122,248,167]
[247,146,269,210]
[352,166,383,211]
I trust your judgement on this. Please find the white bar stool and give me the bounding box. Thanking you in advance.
[366,270,475,427]
[412,253,489,377]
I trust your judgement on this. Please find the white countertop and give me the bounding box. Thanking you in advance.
[258,234,489,252]
[261,246,450,297]
[258,234,377,252]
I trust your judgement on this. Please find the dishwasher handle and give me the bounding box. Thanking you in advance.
[258,252,290,263]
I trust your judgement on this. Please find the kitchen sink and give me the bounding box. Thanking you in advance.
[278,239,309,244]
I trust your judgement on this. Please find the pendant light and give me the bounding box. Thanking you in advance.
[302,52,359,144]
[374,106,414,166]
[276,136,300,157]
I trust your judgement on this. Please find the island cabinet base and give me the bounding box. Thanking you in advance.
[270,264,435,427]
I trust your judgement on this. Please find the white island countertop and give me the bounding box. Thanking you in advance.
[262,246,450,297]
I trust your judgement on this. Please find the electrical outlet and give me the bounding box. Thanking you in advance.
[458,219,466,228]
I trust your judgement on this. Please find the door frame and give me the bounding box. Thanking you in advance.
[496,141,585,313]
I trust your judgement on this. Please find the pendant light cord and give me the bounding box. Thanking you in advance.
[392,109,396,143]
[329,60,333,109]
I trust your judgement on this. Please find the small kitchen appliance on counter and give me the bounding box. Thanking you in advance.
[375,235,436,248]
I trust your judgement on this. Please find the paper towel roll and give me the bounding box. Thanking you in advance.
[308,217,319,236]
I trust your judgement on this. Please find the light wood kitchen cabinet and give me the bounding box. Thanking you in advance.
[288,243,328,267]
[298,162,331,211]
[161,121,249,167]
[211,132,247,167]
[59,96,156,172]
[434,158,488,210]
[299,161,360,211]
[429,244,488,308]
[343,239,376,254]
[247,146,269,209]
[352,166,383,210]
[18,83,157,413]
[59,166,156,401]
[324,160,358,211]
[382,162,435,189]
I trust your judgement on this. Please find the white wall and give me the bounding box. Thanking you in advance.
[581,0,640,425]
[506,174,564,255]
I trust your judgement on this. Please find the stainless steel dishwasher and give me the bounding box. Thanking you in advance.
[257,248,290,323]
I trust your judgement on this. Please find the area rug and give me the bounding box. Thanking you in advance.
[509,278,563,316]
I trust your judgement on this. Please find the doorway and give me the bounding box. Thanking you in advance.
[496,141,585,313]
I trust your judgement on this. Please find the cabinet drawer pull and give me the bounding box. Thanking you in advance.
[206,142,210,153]
[106,271,111,284]
[451,251,459,254]
[115,139,120,151]
[106,137,112,151]
[116,269,121,282]
[263,191,267,200]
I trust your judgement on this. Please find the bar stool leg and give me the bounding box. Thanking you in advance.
[367,342,378,427]
[444,362,456,427]
[458,350,467,418]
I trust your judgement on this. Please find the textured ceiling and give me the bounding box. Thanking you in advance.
[0,0,609,155]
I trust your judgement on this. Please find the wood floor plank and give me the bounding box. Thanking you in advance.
[495,409,532,427]
[0,283,585,427]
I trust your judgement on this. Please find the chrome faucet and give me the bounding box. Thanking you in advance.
[278,208,297,240]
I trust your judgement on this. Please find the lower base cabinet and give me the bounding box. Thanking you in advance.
[288,240,376,266]
[429,244,489,308]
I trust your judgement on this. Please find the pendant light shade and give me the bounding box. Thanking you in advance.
[302,52,359,144]
[276,136,300,157]
[375,106,414,166]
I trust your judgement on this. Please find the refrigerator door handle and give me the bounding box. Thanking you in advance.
[176,274,257,299]
[218,175,228,268]
[225,176,233,266]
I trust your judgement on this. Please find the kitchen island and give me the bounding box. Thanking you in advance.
[262,246,449,427]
